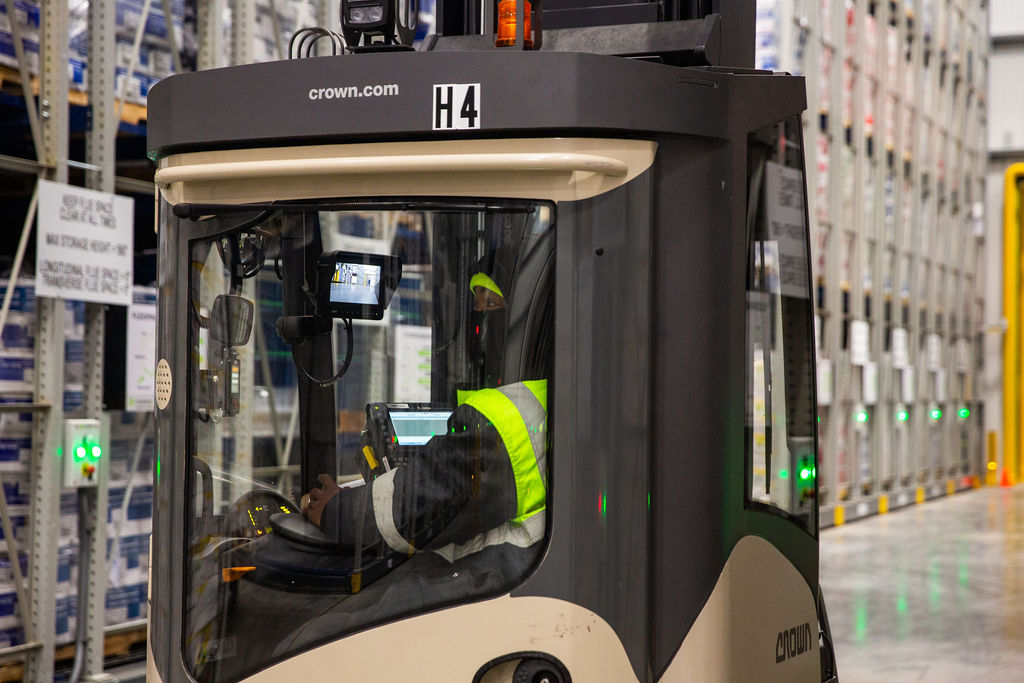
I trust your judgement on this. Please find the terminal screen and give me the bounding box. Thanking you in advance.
[330,262,382,306]
[389,411,452,446]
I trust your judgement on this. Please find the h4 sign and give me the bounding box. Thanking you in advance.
[433,83,481,130]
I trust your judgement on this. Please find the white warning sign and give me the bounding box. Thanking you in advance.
[126,288,158,412]
[35,179,134,306]
[764,160,809,299]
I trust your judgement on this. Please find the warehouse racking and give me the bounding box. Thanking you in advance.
[756,0,989,526]
[0,3,173,679]
[0,1,333,679]
[0,0,998,677]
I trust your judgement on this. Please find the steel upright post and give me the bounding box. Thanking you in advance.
[319,0,341,34]
[867,0,887,492]
[822,0,845,520]
[230,0,256,66]
[82,0,117,677]
[26,3,69,678]
[197,0,224,70]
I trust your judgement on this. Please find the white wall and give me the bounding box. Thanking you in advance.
[990,0,1024,36]
[986,0,1024,474]
[988,52,1024,153]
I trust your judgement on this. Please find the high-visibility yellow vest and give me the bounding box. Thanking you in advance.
[459,380,547,524]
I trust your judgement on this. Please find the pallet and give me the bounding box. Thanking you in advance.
[0,661,20,683]
[0,66,149,126]
[0,626,147,682]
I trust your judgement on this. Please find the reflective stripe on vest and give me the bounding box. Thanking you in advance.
[372,469,415,555]
[463,380,547,524]
[432,509,545,563]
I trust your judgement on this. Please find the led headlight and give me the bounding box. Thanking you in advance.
[348,1,385,25]
[340,0,417,48]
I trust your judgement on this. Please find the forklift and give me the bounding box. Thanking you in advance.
[145,0,838,680]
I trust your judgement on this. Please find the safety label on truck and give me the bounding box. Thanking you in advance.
[433,83,481,130]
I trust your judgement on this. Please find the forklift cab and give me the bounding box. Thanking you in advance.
[147,3,835,682]
[178,194,559,681]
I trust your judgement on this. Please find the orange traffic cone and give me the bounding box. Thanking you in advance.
[1000,468,1015,488]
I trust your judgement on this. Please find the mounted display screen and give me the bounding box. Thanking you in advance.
[316,250,402,320]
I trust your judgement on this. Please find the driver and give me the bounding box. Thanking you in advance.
[300,265,547,564]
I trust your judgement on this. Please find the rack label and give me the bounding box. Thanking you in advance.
[817,358,833,406]
[433,83,481,130]
[862,361,878,405]
[35,180,133,306]
[901,367,915,404]
[849,320,870,366]
[891,327,909,368]
[926,333,942,371]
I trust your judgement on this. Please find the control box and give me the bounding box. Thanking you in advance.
[64,419,102,488]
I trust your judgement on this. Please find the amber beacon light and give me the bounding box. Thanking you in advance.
[496,0,533,47]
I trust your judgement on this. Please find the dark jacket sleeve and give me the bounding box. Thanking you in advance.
[319,403,517,550]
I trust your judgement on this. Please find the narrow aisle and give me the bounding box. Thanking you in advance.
[820,487,1024,682]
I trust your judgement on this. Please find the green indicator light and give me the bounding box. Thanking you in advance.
[855,411,868,423]
[812,467,817,478]
[779,469,789,479]
[930,409,942,420]
[800,468,811,480]
[896,410,909,422]
[75,446,86,459]
[91,445,102,459]
[855,598,868,643]
[958,407,970,419]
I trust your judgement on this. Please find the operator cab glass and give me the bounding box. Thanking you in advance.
[744,116,817,531]
[182,199,554,682]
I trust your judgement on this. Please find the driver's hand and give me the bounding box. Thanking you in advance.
[300,473,341,529]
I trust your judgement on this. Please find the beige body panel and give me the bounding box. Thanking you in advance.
[148,535,158,682]
[156,137,657,206]
[148,535,817,682]
[662,535,819,682]
[148,637,160,682]
[240,594,640,682]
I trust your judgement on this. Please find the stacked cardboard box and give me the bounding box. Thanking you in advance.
[0,0,185,104]
[0,279,155,645]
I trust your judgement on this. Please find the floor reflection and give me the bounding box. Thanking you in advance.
[820,486,1024,682]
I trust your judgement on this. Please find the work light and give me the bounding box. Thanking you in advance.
[341,0,418,47]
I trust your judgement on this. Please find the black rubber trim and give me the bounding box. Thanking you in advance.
[472,651,572,683]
